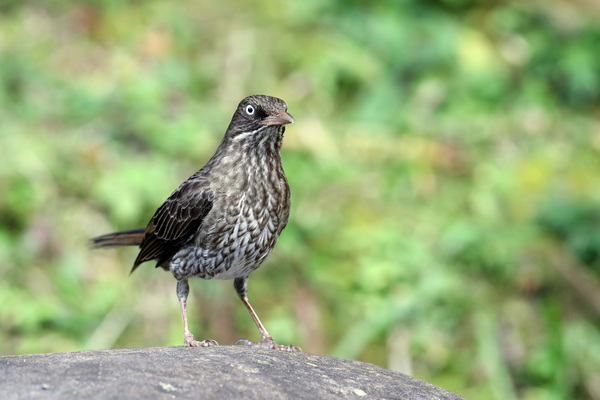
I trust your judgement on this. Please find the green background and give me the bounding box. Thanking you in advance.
[1,1,600,399]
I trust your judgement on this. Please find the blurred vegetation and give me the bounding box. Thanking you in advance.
[1,0,600,398]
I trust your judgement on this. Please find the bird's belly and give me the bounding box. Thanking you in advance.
[169,213,282,281]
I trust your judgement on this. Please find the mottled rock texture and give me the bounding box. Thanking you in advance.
[0,346,468,399]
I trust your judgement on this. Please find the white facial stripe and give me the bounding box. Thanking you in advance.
[232,125,268,141]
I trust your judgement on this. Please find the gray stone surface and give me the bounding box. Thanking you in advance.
[0,346,468,399]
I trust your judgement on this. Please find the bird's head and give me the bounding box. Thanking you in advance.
[226,95,294,141]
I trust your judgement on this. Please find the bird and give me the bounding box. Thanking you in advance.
[91,95,299,352]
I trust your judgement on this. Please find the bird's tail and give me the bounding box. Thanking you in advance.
[90,228,146,249]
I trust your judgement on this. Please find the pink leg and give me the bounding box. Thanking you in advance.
[233,277,300,352]
[177,279,217,347]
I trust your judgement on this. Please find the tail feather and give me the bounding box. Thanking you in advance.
[90,228,146,249]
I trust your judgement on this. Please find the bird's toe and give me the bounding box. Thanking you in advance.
[184,333,218,347]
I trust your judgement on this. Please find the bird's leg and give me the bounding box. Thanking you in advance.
[177,279,218,347]
[240,294,272,340]
[233,277,301,352]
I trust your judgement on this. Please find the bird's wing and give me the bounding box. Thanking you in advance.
[132,177,214,272]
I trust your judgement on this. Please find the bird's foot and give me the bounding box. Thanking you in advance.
[235,337,301,352]
[184,333,218,347]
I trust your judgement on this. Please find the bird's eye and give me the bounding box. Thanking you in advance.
[245,105,255,115]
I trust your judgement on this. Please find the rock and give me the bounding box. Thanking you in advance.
[0,346,467,399]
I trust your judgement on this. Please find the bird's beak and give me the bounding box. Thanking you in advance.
[264,110,294,126]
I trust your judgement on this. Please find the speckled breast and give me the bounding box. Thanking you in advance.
[169,177,290,281]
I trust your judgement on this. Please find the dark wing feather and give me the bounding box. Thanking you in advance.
[131,177,214,272]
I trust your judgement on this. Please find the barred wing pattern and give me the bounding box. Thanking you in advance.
[132,178,214,272]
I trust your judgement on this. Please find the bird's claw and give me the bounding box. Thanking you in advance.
[184,333,218,347]
[185,339,218,347]
[235,337,301,352]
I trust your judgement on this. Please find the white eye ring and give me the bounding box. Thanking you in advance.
[245,105,255,115]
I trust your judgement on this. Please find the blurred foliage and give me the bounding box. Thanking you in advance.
[1,0,600,399]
